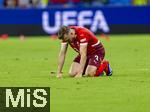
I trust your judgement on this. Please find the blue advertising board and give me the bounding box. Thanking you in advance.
[0,6,150,35]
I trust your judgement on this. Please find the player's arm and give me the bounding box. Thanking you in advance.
[57,43,68,78]
[76,43,87,77]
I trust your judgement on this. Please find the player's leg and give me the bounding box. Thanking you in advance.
[69,62,80,77]
[69,55,89,77]
[85,65,97,77]
[102,60,113,76]
[85,49,111,77]
[84,54,103,77]
[93,49,113,76]
[95,61,106,76]
[96,60,113,76]
[69,55,80,77]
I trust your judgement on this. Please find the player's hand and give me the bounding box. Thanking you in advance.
[57,72,62,78]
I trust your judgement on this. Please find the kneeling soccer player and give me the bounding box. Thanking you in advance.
[57,26,112,78]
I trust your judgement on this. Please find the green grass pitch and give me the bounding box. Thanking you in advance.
[0,35,150,112]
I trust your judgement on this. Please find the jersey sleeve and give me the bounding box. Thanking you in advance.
[78,30,89,45]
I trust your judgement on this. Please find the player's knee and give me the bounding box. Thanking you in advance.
[85,70,96,77]
[69,71,77,77]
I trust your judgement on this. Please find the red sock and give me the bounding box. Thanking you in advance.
[95,62,107,76]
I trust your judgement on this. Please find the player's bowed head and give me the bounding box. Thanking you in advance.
[58,26,76,42]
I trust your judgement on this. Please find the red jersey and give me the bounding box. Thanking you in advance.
[62,26,104,55]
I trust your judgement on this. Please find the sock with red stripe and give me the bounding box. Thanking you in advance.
[95,62,107,76]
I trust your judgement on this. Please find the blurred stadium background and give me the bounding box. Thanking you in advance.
[0,1,150,112]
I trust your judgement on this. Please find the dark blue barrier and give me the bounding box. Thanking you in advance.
[0,6,150,35]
